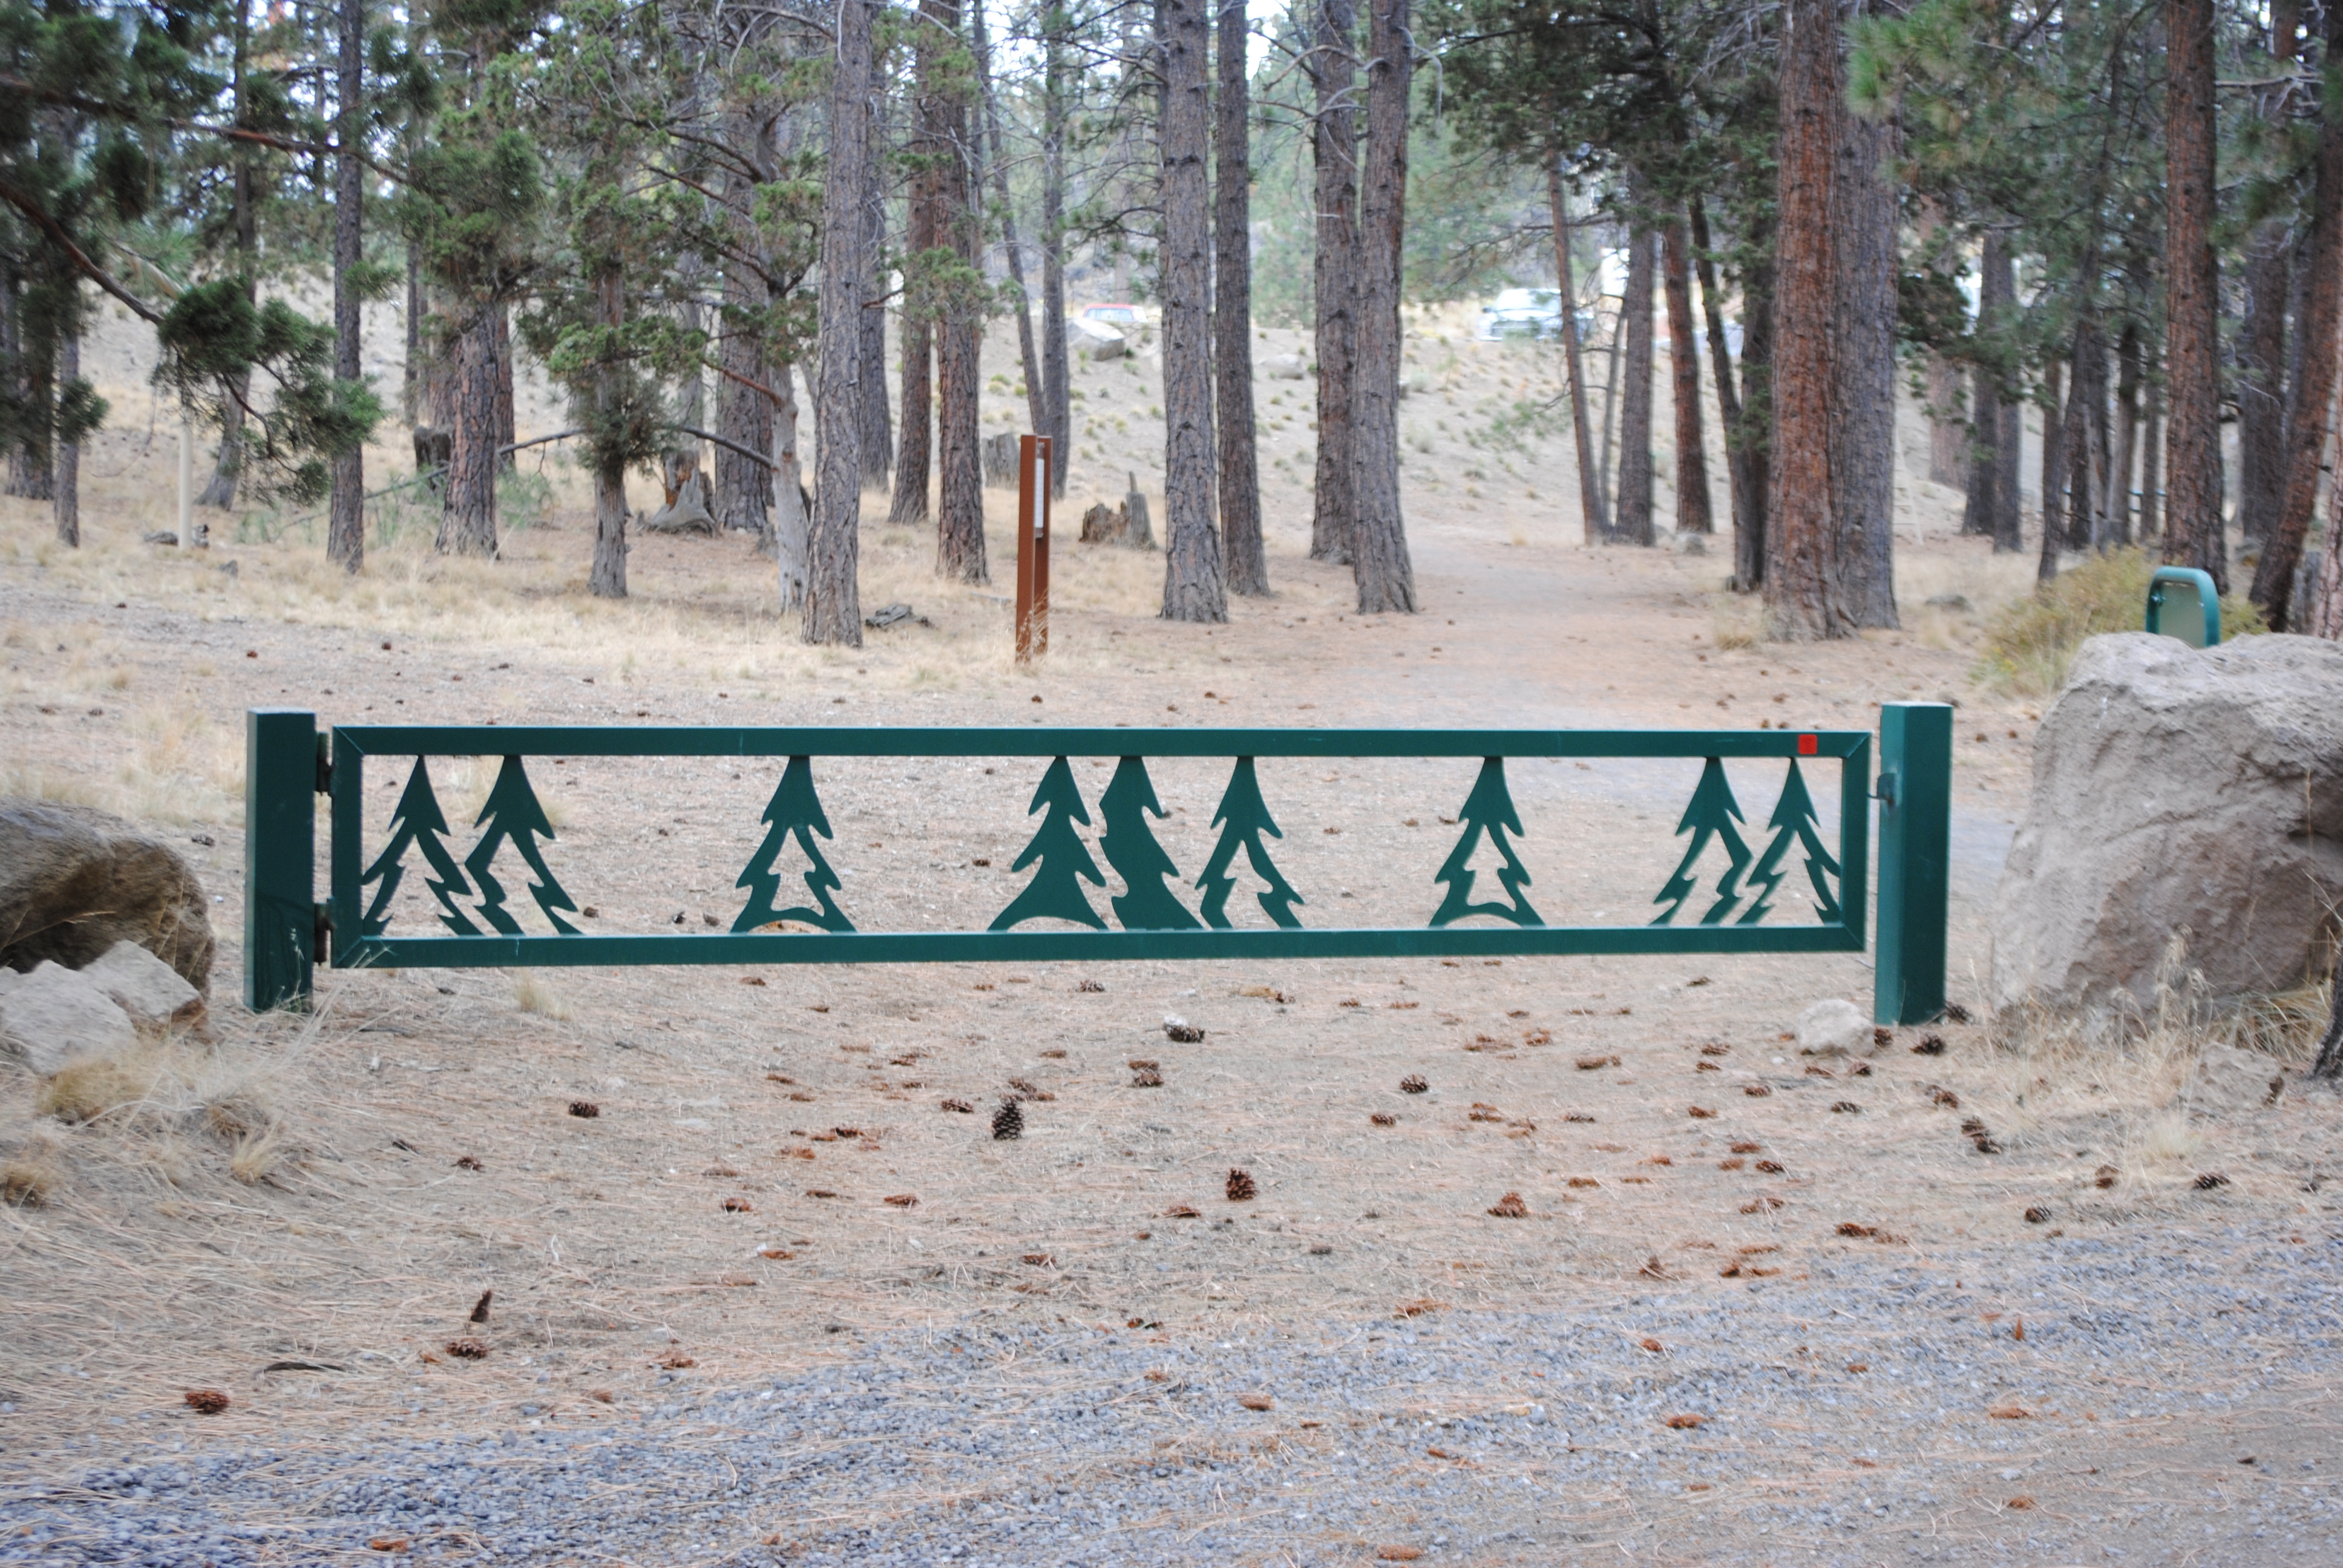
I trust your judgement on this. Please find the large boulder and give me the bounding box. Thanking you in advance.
[0,800,215,991]
[1990,632,2343,1011]
[0,960,138,1075]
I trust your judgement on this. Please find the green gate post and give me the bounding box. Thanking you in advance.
[244,708,318,1011]
[1873,702,1951,1025]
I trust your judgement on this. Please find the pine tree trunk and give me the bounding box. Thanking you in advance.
[2062,329,2102,552]
[1159,0,1226,622]
[2310,485,2343,635]
[2239,1,2301,546]
[1661,213,1712,536]
[773,359,808,607]
[2239,231,2290,543]
[1927,354,1966,486]
[202,7,255,511]
[51,317,76,547]
[858,97,894,491]
[1041,13,1071,495]
[933,0,987,584]
[1734,212,1775,592]
[893,15,942,528]
[1216,0,1267,595]
[1995,376,2022,553]
[1308,0,1358,564]
[436,306,500,555]
[1614,220,1656,547]
[2253,0,2343,628]
[971,0,1047,441]
[588,266,628,599]
[404,240,424,423]
[1965,232,2013,541]
[1553,168,1607,544]
[2039,357,2065,558]
[2111,321,2140,546]
[808,0,873,646]
[1349,0,1414,611]
[1765,0,1855,639]
[2138,377,2163,543]
[2164,0,2227,590]
[1597,283,1624,537]
[1688,197,1752,561]
[717,128,775,543]
[493,308,516,470]
[326,0,365,574]
[1833,102,1898,629]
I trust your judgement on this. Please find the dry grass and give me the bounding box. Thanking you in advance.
[1,1131,64,1206]
[511,969,574,1021]
[1976,546,2270,697]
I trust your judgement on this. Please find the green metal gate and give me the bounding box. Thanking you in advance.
[244,705,1953,1025]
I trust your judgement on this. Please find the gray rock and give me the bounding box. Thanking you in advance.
[0,800,215,990]
[1991,632,2343,1011]
[1262,352,1308,381]
[0,959,138,1074]
[81,939,206,1031]
[1795,998,1867,1056]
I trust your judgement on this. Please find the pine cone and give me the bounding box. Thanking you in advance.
[1131,1066,1164,1088]
[1486,1191,1529,1218]
[1399,1074,1428,1094]
[568,1100,600,1119]
[183,1389,230,1415]
[992,1100,1024,1140]
[444,1337,488,1360]
[1225,1167,1256,1201]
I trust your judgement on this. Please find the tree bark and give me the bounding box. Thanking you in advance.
[1553,168,1607,544]
[1614,217,1656,547]
[716,113,776,544]
[1765,0,1856,638]
[493,308,515,469]
[2253,0,2343,628]
[1688,197,1753,563]
[2310,480,2343,635]
[587,260,629,600]
[807,0,873,645]
[773,360,808,607]
[1216,0,1267,595]
[2138,375,2163,544]
[326,0,365,574]
[1661,212,1711,536]
[2164,0,2227,590]
[932,0,986,583]
[2239,1,2301,545]
[1734,209,1775,592]
[1159,0,1226,622]
[1964,233,2012,543]
[858,95,893,490]
[1833,97,1898,628]
[51,314,76,547]
[436,305,500,555]
[2039,356,2065,558]
[1927,353,1966,486]
[1349,0,1414,611]
[1307,0,1358,563]
[1040,9,1071,495]
[2108,321,2140,546]
[891,17,940,528]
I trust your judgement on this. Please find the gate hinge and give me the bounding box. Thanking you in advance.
[1872,770,1898,809]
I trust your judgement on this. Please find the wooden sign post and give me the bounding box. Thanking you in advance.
[1014,434,1052,664]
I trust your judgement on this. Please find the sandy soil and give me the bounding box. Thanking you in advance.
[1,302,2335,1564]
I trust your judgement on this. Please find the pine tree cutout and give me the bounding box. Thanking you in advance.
[1430,757,1543,927]
[359,756,479,937]
[989,756,1108,930]
[732,756,854,933]
[1740,759,1841,924]
[1098,756,1201,930]
[1195,757,1304,929]
[1650,757,1753,926]
[466,756,581,935]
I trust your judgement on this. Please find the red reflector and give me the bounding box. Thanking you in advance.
[1797,734,1818,756]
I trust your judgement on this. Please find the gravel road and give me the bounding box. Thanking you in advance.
[7,1224,2338,1567]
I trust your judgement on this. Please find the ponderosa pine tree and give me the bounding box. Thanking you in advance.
[2163,0,2226,591]
[891,5,942,529]
[806,0,874,645]
[1550,169,1606,543]
[1159,0,1226,623]
[1660,209,1711,536]
[1613,214,1656,547]
[1216,0,1266,595]
[326,0,366,573]
[1349,0,1414,612]
[931,0,988,585]
[1305,0,1358,564]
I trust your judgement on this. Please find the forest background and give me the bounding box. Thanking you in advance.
[5,0,2343,645]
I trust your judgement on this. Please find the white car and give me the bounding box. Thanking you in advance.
[1478,287,1566,340]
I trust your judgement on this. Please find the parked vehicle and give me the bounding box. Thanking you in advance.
[1477,287,1566,339]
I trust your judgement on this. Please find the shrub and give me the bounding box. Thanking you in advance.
[1976,547,2266,697]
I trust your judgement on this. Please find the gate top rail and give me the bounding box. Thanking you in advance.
[328,724,1869,760]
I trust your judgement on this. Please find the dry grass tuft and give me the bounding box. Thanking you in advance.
[36,1055,162,1123]
[1976,546,2267,697]
[227,1123,286,1185]
[2,1132,65,1205]
[512,970,574,1020]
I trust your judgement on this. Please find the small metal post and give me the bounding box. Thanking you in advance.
[2145,564,2221,647]
[1873,702,1951,1026]
[1014,435,1052,664]
[244,709,318,1011]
